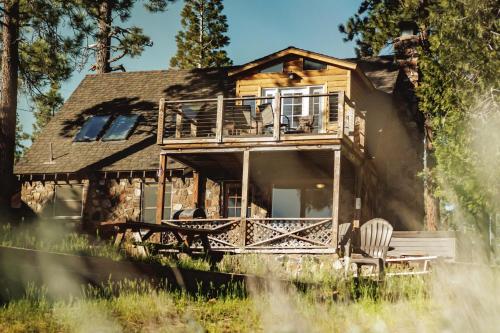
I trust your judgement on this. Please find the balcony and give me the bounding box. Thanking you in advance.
[157,92,365,151]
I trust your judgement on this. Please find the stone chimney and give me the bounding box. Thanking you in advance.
[394,21,420,88]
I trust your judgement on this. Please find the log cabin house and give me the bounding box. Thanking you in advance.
[14,47,425,253]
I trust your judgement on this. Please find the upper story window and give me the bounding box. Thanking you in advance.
[74,115,111,142]
[50,184,84,220]
[303,59,327,71]
[102,115,139,141]
[259,62,283,73]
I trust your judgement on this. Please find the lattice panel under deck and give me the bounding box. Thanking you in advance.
[245,219,333,248]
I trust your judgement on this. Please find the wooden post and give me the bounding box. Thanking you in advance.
[331,150,341,248]
[337,91,345,139]
[216,94,224,143]
[193,171,200,208]
[157,99,165,144]
[273,92,281,141]
[175,113,182,138]
[156,153,167,225]
[240,150,250,247]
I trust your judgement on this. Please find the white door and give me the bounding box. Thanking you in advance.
[261,86,324,130]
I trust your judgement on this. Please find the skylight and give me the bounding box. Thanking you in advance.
[74,115,111,142]
[101,114,139,141]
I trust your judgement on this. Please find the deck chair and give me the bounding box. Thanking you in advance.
[351,218,393,279]
[257,103,290,133]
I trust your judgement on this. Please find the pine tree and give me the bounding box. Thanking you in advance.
[170,0,232,69]
[15,116,30,162]
[340,0,499,234]
[71,0,175,73]
[32,85,64,140]
[0,0,83,211]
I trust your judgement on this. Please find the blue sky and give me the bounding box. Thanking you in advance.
[19,0,361,141]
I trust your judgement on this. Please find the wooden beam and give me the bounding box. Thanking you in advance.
[216,94,224,143]
[155,154,167,224]
[331,149,341,248]
[157,99,165,144]
[240,150,250,247]
[273,92,281,141]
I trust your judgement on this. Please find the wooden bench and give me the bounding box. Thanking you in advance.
[388,231,456,260]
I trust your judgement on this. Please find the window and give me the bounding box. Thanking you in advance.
[309,87,323,131]
[282,91,303,128]
[272,185,332,218]
[102,115,139,141]
[328,92,339,123]
[303,59,327,71]
[272,188,301,218]
[51,184,84,219]
[224,183,251,218]
[74,115,111,142]
[142,182,172,223]
[260,62,283,73]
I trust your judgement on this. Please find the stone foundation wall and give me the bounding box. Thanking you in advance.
[85,178,142,227]
[21,176,223,224]
[171,177,221,218]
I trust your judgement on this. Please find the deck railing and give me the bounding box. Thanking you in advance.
[157,93,365,150]
[161,217,335,252]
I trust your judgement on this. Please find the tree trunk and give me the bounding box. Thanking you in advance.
[95,0,112,73]
[424,187,439,231]
[0,0,20,211]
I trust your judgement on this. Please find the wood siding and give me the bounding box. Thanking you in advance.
[235,56,349,97]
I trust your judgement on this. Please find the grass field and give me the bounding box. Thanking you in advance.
[0,222,498,332]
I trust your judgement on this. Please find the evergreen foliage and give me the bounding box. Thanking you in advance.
[340,0,499,228]
[170,0,232,69]
[69,0,175,73]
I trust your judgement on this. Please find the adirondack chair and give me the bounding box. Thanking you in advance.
[350,218,393,279]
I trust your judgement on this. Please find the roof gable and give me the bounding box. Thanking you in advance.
[229,46,358,77]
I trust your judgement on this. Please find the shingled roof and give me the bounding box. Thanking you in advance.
[15,68,231,175]
[15,54,401,176]
[349,55,401,94]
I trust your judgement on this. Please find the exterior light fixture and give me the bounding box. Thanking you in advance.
[315,183,326,189]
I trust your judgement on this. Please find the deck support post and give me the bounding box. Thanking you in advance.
[157,99,165,144]
[273,92,281,141]
[193,171,203,208]
[156,153,167,225]
[240,150,250,247]
[331,149,341,248]
[216,94,224,143]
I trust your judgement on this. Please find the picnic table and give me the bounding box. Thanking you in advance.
[101,221,229,256]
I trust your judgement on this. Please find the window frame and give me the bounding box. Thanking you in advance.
[51,184,84,220]
[101,114,139,141]
[73,115,111,142]
[223,181,252,218]
[303,59,328,71]
[259,62,284,73]
[141,181,173,223]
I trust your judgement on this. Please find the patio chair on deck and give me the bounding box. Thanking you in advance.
[350,218,393,279]
[257,103,290,134]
